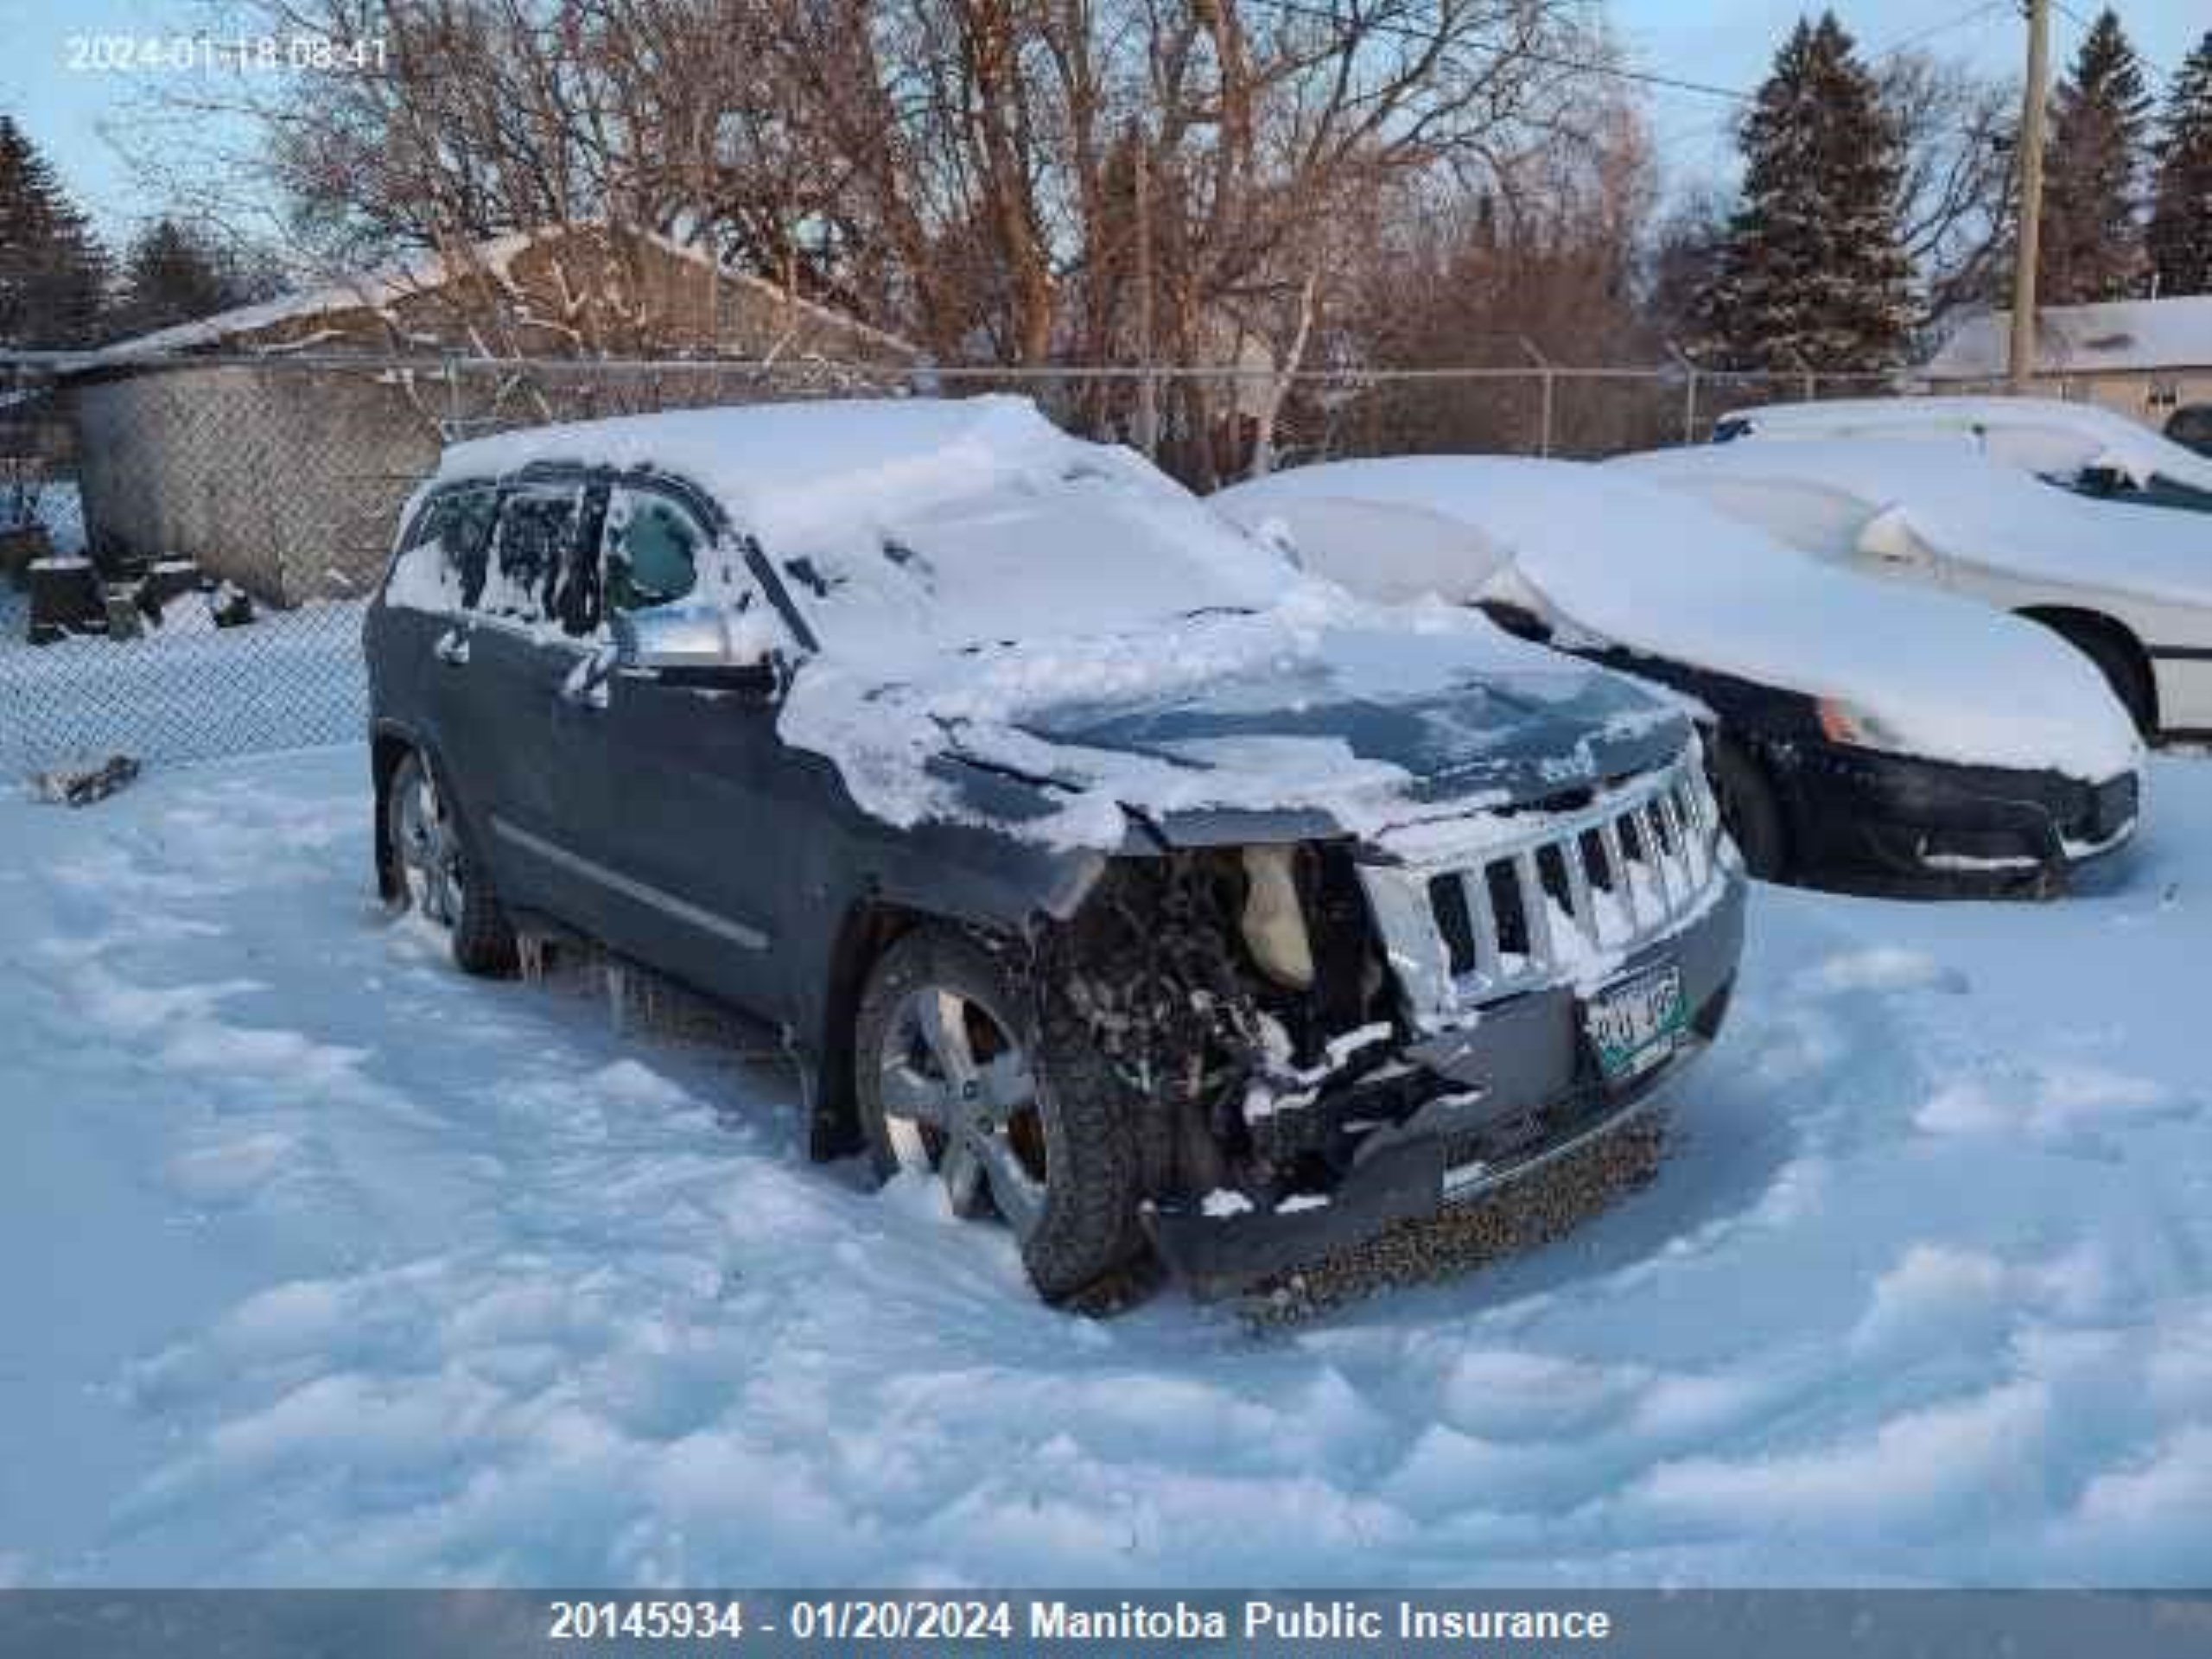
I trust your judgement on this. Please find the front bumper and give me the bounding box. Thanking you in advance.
[1142,872,1746,1296]
[1768,741,2140,899]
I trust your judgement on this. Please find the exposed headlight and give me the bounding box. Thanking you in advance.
[1240,845,1315,990]
[1815,697,1906,753]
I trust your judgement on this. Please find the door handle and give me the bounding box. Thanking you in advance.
[433,628,470,667]
[560,646,617,709]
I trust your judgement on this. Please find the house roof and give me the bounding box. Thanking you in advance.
[80,224,919,367]
[1926,296,2212,379]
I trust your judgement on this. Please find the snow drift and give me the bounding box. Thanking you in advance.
[4,747,2209,1586]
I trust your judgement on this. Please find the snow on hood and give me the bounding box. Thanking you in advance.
[776,570,1684,850]
[1718,395,2212,495]
[887,594,1684,842]
[1216,456,2142,784]
[1618,439,2212,613]
[440,398,1678,847]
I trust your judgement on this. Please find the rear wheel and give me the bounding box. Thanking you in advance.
[1708,739,1789,880]
[855,927,1146,1305]
[385,747,517,976]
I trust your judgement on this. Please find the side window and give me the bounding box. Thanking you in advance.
[385,486,496,613]
[480,485,586,626]
[604,487,704,618]
[2167,405,2212,454]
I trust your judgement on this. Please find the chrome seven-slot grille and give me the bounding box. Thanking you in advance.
[1357,753,1730,1029]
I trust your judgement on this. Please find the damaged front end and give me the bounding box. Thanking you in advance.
[1043,748,1747,1297]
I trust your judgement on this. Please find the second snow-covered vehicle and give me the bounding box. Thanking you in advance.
[365,397,1745,1304]
[1212,458,2143,898]
[1618,438,2212,741]
[1711,394,2212,517]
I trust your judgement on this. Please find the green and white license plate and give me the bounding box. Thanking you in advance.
[1584,963,1688,1084]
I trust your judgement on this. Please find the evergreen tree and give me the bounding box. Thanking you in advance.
[0,115,110,348]
[1692,13,1914,371]
[118,219,259,334]
[2149,31,2212,296]
[2038,8,2154,304]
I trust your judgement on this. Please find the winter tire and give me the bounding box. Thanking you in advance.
[385,747,518,977]
[855,926,1147,1306]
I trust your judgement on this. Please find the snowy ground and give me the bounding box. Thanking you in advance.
[0,746,2207,1588]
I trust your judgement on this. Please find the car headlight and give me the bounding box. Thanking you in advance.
[1815,696,1906,753]
[1240,845,1315,990]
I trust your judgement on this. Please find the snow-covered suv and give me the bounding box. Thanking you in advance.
[364,397,1745,1303]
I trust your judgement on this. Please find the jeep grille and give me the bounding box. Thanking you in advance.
[1357,751,1733,1030]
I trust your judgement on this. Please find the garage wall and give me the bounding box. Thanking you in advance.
[69,365,440,605]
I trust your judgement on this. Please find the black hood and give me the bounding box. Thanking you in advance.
[938,655,1691,847]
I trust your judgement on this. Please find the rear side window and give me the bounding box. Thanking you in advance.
[603,488,704,618]
[480,486,588,626]
[2167,405,2212,455]
[385,486,497,613]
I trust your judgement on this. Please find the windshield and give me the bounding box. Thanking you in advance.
[774,462,1300,662]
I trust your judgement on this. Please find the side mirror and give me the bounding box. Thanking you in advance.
[611,604,782,696]
[1854,505,1930,567]
[1251,515,1306,569]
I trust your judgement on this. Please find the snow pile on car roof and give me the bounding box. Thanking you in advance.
[440,395,1096,547]
[1217,456,2141,785]
[1718,395,2212,494]
[1619,439,2212,613]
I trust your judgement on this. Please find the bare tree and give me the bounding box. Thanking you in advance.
[1880,49,2016,340]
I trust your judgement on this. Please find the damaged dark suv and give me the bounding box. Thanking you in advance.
[365,397,1747,1304]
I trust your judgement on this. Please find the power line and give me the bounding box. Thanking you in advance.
[1243,0,1753,103]
[1869,0,2014,63]
[2029,1,2179,98]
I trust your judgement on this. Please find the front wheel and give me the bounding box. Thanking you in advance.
[385,747,517,976]
[855,926,1146,1305]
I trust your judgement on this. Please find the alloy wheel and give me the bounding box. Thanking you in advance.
[875,985,1050,1240]
[392,755,466,932]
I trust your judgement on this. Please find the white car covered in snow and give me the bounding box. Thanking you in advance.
[1711,394,2212,517]
[1616,438,2212,741]
[1214,456,2142,897]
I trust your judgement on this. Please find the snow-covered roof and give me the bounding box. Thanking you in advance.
[442,395,1296,651]
[82,224,919,366]
[1618,438,2212,613]
[438,395,1082,545]
[1927,297,2212,378]
[1216,456,2140,783]
[1713,394,2212,494]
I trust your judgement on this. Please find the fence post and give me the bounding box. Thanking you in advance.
[1516,337,1553,457]
[1666,341,1699,445]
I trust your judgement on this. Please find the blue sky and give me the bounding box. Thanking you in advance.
[3,0,2205,239]
[1617,0,2205,192]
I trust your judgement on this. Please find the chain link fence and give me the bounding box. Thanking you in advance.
[0,348,1992,781]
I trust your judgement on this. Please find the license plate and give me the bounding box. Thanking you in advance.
[1584,963,1687,1083]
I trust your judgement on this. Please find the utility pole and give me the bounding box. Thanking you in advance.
[2009,0,2050,392]
[1131,119,1160,460]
